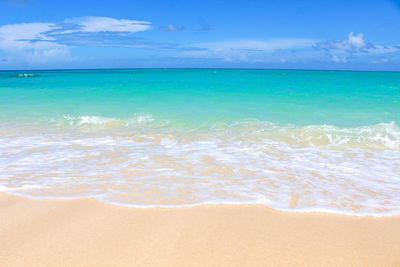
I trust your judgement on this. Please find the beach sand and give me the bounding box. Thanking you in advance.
[1,193,400,267]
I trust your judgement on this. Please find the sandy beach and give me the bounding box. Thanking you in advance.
[1,193,400,266]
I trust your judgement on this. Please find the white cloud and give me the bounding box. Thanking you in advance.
[315,32,399,63]
[371,57,389,64]
[62,16,151,34]
[331,55,347,63]
[199,39,316,51]
[0,16,152,65]
[317,32,398,55]
[180,38,317,62]
[0,22,56,49]
[0,22,72,64]
[347,32,366,49]
[159,24,184,32]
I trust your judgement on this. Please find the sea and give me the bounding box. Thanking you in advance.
[0,69,399,216]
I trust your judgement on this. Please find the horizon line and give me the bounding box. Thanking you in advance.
[0,67,399,73]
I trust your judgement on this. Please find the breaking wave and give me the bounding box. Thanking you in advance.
[46,116,400,150]
[13,73,39,78]
[0,116,399,216]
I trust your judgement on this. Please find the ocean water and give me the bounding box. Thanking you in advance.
[0,69,399,215]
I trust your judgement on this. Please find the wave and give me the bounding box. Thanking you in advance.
[0,117,399,216]
[49,113,169,130]
[223,120,400,150]
[18,115,400,150]
[13,73,39,78]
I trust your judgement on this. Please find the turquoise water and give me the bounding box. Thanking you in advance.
[1,69,399,127]
[0,69,399,215]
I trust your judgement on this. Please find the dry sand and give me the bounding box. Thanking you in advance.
[1,193,400,267]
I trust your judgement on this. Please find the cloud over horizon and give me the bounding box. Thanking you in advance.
[0,16,398,69]
[0,16,152,65]
[180,39,317,62]
[316,32,399,62]
[0,0,399,70]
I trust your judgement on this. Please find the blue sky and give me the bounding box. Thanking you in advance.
[0,0,399,70]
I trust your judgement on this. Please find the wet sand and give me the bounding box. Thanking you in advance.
[1,193,400,266]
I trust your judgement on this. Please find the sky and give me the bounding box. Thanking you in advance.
[0,0,399,70]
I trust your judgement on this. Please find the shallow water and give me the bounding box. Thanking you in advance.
[1,69,399,215]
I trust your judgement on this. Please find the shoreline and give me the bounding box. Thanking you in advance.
[2,191,399,217]
[1,192,400,266]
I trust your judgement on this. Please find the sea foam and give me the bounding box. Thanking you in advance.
[0,118,399,216]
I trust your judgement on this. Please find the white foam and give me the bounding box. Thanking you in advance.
[54,113,161,130]
[62,115,119,126]
[17,73,35,78]
[0,120,400,216]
